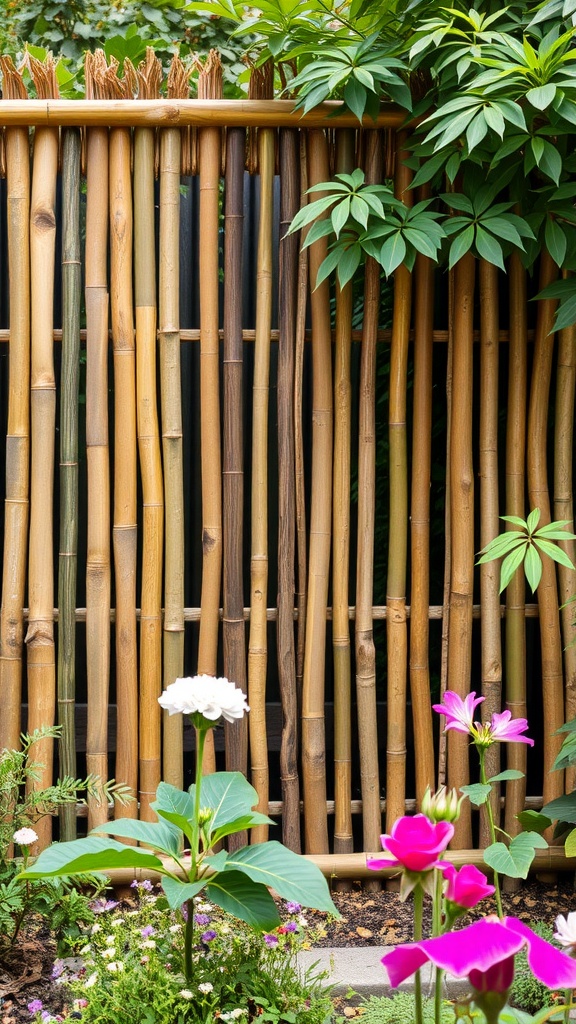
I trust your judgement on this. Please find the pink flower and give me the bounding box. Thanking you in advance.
[432,691,484,734]
[367,814,454,873]
[442,864,495,910]
[381,916,576,994]
[487,710,533,746]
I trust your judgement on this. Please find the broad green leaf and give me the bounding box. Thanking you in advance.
[542,792,576,823]
[466,111,488,152]
[540,141,563,185]
[524,544,543,592]
[93,819,181,857]
[200,773,262,833]
[410,151,448,190]
[475,225,505,271]
[344,76,367,123]
[555,715,576,734]
[211,813,275,846]
[484,103,506,137]
[537,520,575,538]
[316,247,344,287]
[207,870,281,930]
[526,83,557,109]
[337,244,362,287]
[488,770,525,782]
[459,783,492,806]
[500,515,529,527]
[19,837,164,880]
[483,832,547,880]
[553,733,576,770]
[517,810,552,834]
[565,826,576,858]
[350,195,370,229]
[153,782,195,821]
[531,136,545,166]
[381,233,407,275]
[526,508,541,533]
[227,841,339,914]
[432,110,481,151]
[534,537,576,570]
[154,810,195,845]
[439,193,474,214]
[161,876,206,910]
[553,295,576,331]
[500,543,528,592]
[331,197,350,238]
[545,217,568,267]
[448,225,475,269]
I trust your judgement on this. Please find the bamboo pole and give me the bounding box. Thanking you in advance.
[409,234,436,803]
[332,129,355,860]
[503,252,528,853]
[222,122,248,847]
[294,133,308,712]
[355,131,384,860]
[58,127,81,841]
[277,127,301,853]
[25,53,59,850]
[385,132,412,831]
[196,52,224,776]
[108,62,139,823]
[438,266,454,789]
[527,251,564,813]
[478,259,502,848]
[301,129,332,854]
[134,50,164,819]
[84,52,112,832]
[446,252,476,848]
[160,57,189,789]
[0,59,30,755]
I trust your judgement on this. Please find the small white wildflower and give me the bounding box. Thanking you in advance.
[80,944,92,955]
[101,948,116,958]
[220,925,231,935]
[85,973,98,988]
[105,935,116,945]
[169,923,182,933]
[179,990,194,1000]
[298,915,308,927]
[127,910,139,916]
[111,918,125,927]
[198,983,213,994]
[106,961,124,973]
[141,940,156,949]
[91,923,102,935]
[13,827,38,846]
[197,903,213,913]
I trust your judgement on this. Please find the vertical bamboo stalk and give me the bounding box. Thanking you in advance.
[294,134,308,707]
[160,57,189,789]
[84,52,112,831]
[332,129,355,859]
[58,128,81,841]
[222,123,248,846]
[134,50,164,819]
[527,251,564,810]
[409,235,436,804]
[446,252,475,849]
[277,127,301,853]
[196,52,223,776]
[438,266,454,789]
[503,252,528,849]
[385,132,412,832]
[478,260,502,846]
[25,54,59,850]
[302,128,332,854]
[0,59,30,755]
[355,131,383,856]
[110,119,138,822]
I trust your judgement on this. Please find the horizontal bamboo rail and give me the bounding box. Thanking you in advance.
[0,328,534,344]
[18,604,543,622]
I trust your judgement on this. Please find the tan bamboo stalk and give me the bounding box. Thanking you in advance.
[478,259,502,847]
[58,127,81,841]
[385,133,412,831]
[331,129,355,859]
[108,62,139,822]
[409,231,436,802]
[196,52,224,776]
[438,266,454,789]
[25,53,59,850]
[446,251,475,849]
[277,127,301,853]
[160,57,189,789]
[84,52,112,832]
[301,128,332,854]
[0,59,30,755]
[503,253,528,850]
[134,50,164,819]
[527,251,564,811]
[555,313,576,791]
[220,121,245,815]
[294,133,309,707]
[355,131,383,858]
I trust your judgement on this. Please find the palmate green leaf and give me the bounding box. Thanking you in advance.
[410,150,451,190]
[153,782,195,823]
[92,818,181,858]
[211,813,275,846]
[477,533,526,562]
[481,216,525,249]
[227,840,339,914]
[316,247,345,288]
[336,243,363,287]
[534,537,576,570]
[524,543,543,592]
[207,870,281,930]
[466,110,488,152]
[526,507,541,533]
[555,714,576,733]
[545,217,568,266]
[161,875,206,910]
[565,826,576,858]
[153,810,195,845]
[300,220,335,249]
[381,233,407,275]
[552,732,576,770]
[483,832,547,880]
[553,294,576,331]
[527,83,557,109]
[542,792,576,823]
[289,196,340,234]
[540,141,563,185]
[517,810,552,834]
[344,76,368,123]
[475,225,505,270]
[459,783,492,806]
[19,837,164,880]
[331,197,350,238]
[200,772,262,833]
[488,769,525,783]
[448,224,475,269]
[500,543,529,592]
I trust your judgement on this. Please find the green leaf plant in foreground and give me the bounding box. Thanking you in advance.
[19,675,339,986]
[477,507,576,593]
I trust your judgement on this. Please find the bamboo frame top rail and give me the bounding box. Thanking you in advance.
[0,99,407,129]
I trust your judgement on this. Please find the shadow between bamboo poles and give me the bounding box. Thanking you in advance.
[196,53,223,776]
[446,251,476,849]
[355,131,383,863]
[554,309,576,792]
[332,129,355,866]
[385,132,412,832]
[58,128,81,841]
[301,128,332,854]
[222,125,248,847]
[503,252,528,860]
[277,127,301,853]
[294,133,308,713]
[110,127,139,823]
[0,112,30,753]
[248,115,274,845]
[26,121,58,852]
[528,251,564,819]
[135,121,164,819]
[409,240,436,805]
[85,118,112,831]
[478,260,502,848]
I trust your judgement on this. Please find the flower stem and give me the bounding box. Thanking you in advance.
[184,897,195,984]
[191,724,208,877]
[432,869,444,1024]
[413,884,424,1024]
[478,747,503,918]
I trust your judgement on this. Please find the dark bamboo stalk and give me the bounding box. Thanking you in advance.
[294,133,308,709]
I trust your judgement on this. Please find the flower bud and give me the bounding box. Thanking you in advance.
[198,807,213,827]
[421,785,464,823]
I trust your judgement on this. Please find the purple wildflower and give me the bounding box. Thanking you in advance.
[51,962,64,980]
[286,901,301,914]
[201,930,217,943]
[284,922,298,933]
[194,914,211,926]
[130,879,139,889]
[141,925,156,938]
[141,879,154,892]
[28,1000,43,1014]
[264,934,279,948]
[90,898,119,914]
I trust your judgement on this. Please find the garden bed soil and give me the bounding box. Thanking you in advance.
[1,876,574,1022]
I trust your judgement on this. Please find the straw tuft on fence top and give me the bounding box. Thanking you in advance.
[0,49,573,874]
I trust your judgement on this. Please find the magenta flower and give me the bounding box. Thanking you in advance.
[442,863,495,910]
[382,916,576,993]
[486,710,533,746]
[28,1000,43,1014]
[367,814,454,873]
[432,691,484,734]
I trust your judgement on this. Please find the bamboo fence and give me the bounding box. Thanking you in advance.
[0,51,575,872]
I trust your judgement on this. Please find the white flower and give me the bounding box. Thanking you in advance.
[198,983,213,994]
[85,973,98,988]
[101,947,116,958]
[169,923,182,933]
[111,919,124,927]
[13,827,38,846]
[197,903,213,913]
[158,675,249,724]
[106,961,124,973]
[91,924,102,935]
[179,990,194,1000]
[80,945,92,955]
[141,940,156,949]
[555,912,576,948]
[105,936,116,945]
